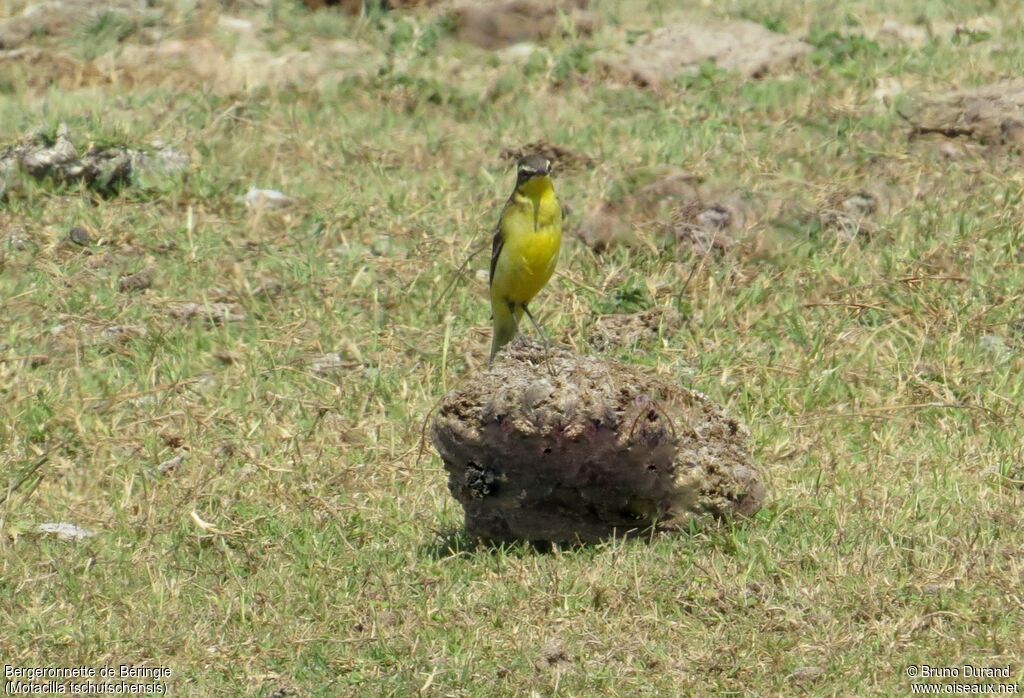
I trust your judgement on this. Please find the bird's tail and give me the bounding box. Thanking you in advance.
[490,300,523,361]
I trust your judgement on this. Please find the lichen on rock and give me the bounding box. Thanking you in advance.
[431,339,765,543]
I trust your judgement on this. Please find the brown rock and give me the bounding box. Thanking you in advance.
[431,339,765,543]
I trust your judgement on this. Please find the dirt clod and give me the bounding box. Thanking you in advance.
[431,338,765,543]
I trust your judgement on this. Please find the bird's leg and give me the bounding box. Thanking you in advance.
[522,304,554,369]
[522,304,548,344]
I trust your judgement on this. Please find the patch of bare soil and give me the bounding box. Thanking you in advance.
[597,18,810,88]
[101,36,383,93]
[431,338,765,543]
[0,0,155,50]
[451,0,597,50]
[4,1,384,97]
[0,48,104,90]
[302,0,442,10]
[901,79,1024,146]
[849,16,1000,48]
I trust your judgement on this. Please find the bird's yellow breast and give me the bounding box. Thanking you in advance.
[491,176,562,305]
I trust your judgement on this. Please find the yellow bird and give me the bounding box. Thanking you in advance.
[489,154,563,360]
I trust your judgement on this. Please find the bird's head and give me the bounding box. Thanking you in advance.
[515,154,553,187]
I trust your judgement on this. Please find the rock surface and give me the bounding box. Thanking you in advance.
[431,339,765,543]
[0,123,189,198]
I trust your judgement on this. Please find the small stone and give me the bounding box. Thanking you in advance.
[980,334,1010,358]
[789,666,825,684]
[937,141,964,160]
[311,352,358,374]
[69,226,91,246]
[168,301,246,325]
[244,187,295,210]
[102,324,147,344]
[37,522,95,541]
[158,451,188,476]
[841,191,878,217]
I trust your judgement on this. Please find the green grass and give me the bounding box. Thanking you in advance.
[1,0,1022,695]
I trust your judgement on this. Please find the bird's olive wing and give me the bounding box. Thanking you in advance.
[490,199,512,287]
[489,226,503,287]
